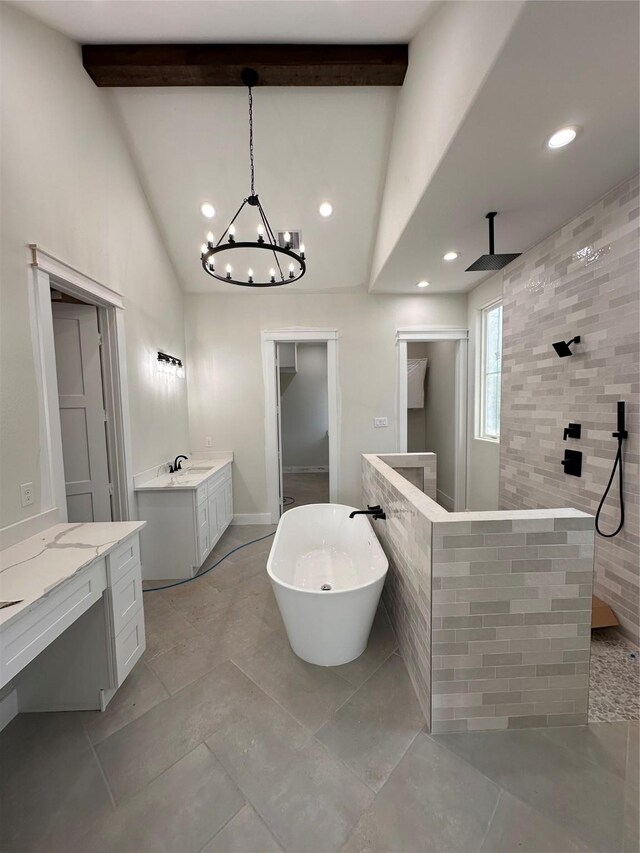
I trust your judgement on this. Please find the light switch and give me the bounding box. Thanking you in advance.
[374,417,388,428]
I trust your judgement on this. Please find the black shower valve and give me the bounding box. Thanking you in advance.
[563,423,582,441]
[561,449,582,477]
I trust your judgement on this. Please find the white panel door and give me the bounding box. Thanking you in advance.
[52,303,112,522]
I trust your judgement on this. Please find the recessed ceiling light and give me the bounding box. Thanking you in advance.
[319,202,333,218]
[201,202,215,218]
[443,251,459,261]
[547,126,579,149]
[417,280,430,288]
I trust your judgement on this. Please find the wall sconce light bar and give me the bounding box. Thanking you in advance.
[157,351,185,378]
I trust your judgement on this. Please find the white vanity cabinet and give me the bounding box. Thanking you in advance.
[0,523,146,715]
[137,461,233,580]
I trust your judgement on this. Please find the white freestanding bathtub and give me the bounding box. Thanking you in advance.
[267,504,388,666]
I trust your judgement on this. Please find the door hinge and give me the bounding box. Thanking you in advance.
[108,483,114,496]
[103,409,108,423]
[97,332,103,347]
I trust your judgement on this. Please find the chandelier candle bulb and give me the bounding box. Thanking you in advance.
[289,262,295,278]
[225,263,232,279]
[257,224,264,243]
[200,243,207,257]
[284,231,291,248]
[269,268,276,283]
[248,268,254,283]
[206,232,214,247]
[228,225,236,243]
[299,243,306,259]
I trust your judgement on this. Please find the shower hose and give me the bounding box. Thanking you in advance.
[595,436,625,538]
[142,531,275,593]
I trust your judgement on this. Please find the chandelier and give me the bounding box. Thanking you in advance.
[200,68,306,288]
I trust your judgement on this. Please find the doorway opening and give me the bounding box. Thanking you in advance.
[29,246,134,524]
[278,342,330,512]
[397,328,468,512]
[262,329,339,523]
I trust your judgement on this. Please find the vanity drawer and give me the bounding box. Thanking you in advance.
[107,535,141,585]
[207,465,231,496]
[0,558,106,688]
[109,563,143,637]
[196,483,208,506]
[114,607,145,686]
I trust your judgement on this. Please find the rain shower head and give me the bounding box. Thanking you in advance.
[466,212,521,272]
[552,336,581,357]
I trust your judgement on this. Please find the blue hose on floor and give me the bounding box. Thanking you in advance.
[142,531,275,593]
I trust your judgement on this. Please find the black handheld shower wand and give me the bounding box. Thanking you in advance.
[595,401,627,538]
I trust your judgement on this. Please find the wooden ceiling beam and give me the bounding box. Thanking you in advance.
[81,43,408,87]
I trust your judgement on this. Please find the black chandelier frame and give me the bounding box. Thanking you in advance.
[200,68,306,288]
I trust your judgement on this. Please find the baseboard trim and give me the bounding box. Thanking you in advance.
[283,466,329,474]
[0,688,18,733]
[437,490,455,511]
[0,507,59,551]
[231,513,273,525]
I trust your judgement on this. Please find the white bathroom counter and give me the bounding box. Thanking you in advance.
[134,454,233,491]
[0,521,145,630]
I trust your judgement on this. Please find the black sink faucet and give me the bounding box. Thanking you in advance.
[169,455,188,473]
[349,504,386,520]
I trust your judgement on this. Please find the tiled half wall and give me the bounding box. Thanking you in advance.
[362,453,595,733]
[499,173,639,643]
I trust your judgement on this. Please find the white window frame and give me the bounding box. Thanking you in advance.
[477,299,503,443]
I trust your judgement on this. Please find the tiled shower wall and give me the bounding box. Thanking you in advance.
[431,514,594,733]
[362,455,437,726]
[363,454,595,732]
[500,173,640,643]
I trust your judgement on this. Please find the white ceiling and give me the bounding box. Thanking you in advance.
[371,0,640,293]
[11,0,437,44]
[111,85,397,292]
[13,0,639,297]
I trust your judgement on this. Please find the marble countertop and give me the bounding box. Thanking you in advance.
[134,455,233,491]
[0,521,146,630]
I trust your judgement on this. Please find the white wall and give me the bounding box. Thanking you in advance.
[370,0,524,285]
[466,274,503,510]
[280,344,329,470]
[186,291,467,515]
[0,5,190,527]
[407,341,457,509]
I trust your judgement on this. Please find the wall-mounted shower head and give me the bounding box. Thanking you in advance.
[552,336,581,357]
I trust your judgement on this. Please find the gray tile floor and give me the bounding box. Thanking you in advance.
[282,472,329,511]
[1,524,638,853]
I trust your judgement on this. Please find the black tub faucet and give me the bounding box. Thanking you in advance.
[349,505,386,520]
[169,455,189,472]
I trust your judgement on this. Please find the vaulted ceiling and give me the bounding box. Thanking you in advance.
[13,0,640,296]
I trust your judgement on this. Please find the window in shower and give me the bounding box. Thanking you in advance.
[479,301,503,441]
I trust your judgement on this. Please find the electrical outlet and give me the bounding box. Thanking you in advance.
[20,482,34,507]
[374,417,388,428]
[205,437,213,448]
